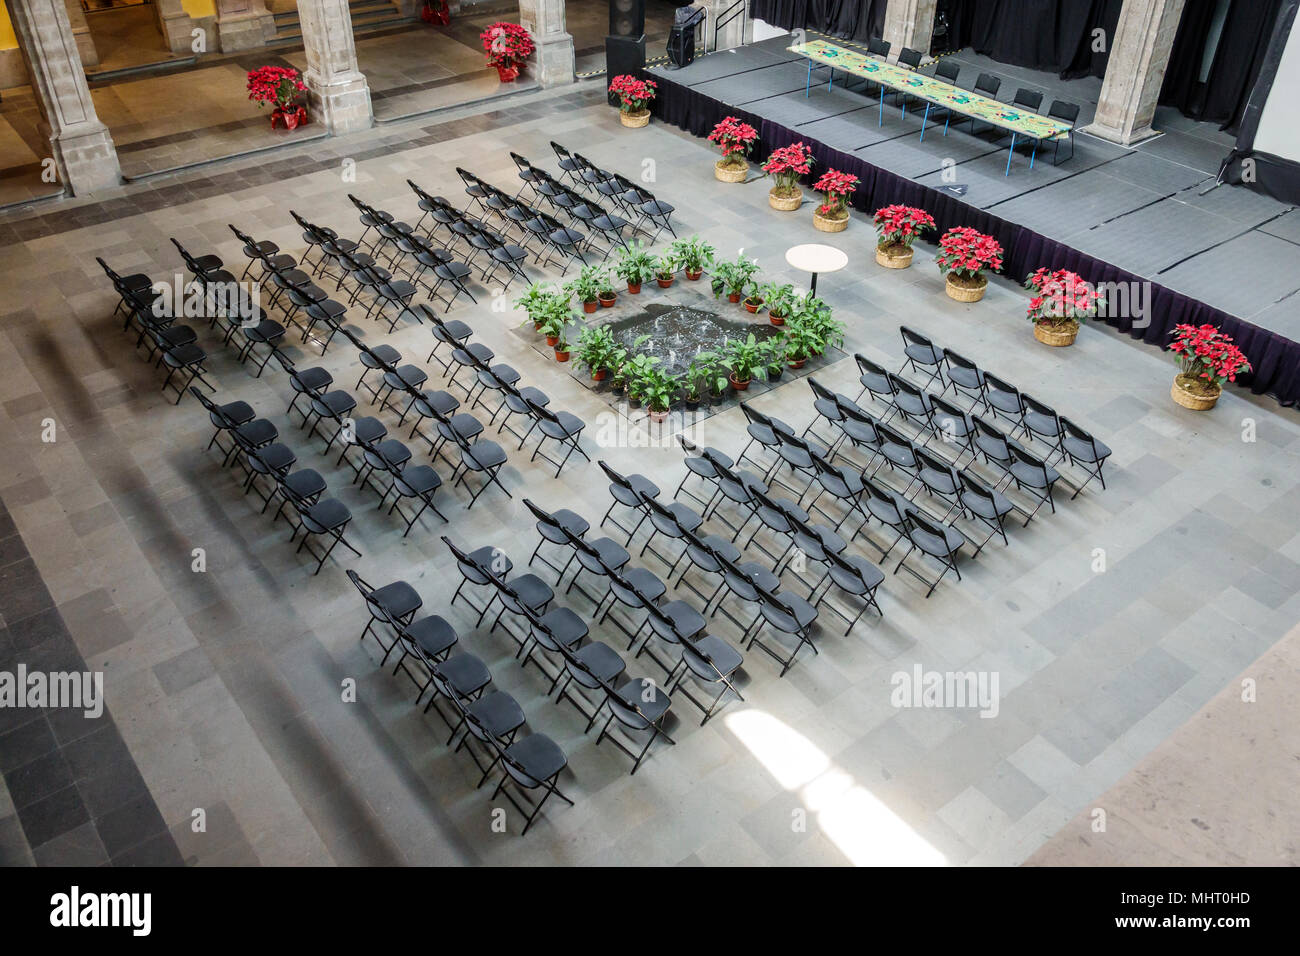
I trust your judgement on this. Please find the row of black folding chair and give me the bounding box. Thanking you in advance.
[346,569,570,833]
[542,144,677,242]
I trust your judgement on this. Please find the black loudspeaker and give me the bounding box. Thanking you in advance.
[605,33,647,83]
[667,25,696,69]
[609,0,646,38]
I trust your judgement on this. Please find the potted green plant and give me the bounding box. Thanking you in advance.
[564,265,606,314]
[515,281,558,330]
[622,351,661,406]
[536,293,572,348]
[668,235,715,280]
[792,293,843,354]
[721,333,767,391]
[597,272,617,308]
[760,334,788,380]
[553,328,572,362]
[711,254,760,304]
[656,253,677,288]
[615,241,657,294]
[761,281,797,326]
[638,366,680,422]
[575,325,623,381]
[783,320,822,369]
[742,279,765,315]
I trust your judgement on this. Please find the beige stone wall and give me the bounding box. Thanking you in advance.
[0,46,27,90]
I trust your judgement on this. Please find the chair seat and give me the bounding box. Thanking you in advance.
[415,390,460,417]
[661,599,706,639]
[549,508,590,537]
[370,580,422,620]
[350,416,386,443]
[699,534,741,563]
[505,733,567,783]
[831,555,885,592]
[362,345,403,367]
[762,592,818,630]
[685,635,742,679]
[467,690,526,739]
[625,567,667,602]
[904,344,942,366]
[510,573,554,609]
[236,419,278,446]
[1010,459,1060,487]
[1064,434,1111,463]
[666,503,703,533]
[1024,411,1061,439]
[218,400,255,425]
[294,367,333,392]
[962,487,1014,519]
[739,561,781,592]
[575,641,626,684]
[373,439,412,469]
[589,537,631,569]
[396,464,442,495]
[611,678,671,725]
[385,365,428,390]
[629,474,660,501]
[435,653,491,697]
[255,443,297,473]
[166,343,206,366]
[468,545,512,578]
[283,468,327,500]
[407,614,458,658]
[302,498,351,532]
[540,606,588,646]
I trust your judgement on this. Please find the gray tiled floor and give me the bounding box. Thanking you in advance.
[1,80,1299,866]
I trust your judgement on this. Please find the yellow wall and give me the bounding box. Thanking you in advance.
[183,0,217,17]
[1,5,17,52]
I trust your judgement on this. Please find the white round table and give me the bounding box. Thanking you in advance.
[785,243,848,297]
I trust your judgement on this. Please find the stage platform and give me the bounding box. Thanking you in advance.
[649,36,1300,344]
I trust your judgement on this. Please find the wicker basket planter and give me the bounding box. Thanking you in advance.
[620,109,650,128]
[715,160,747,182]
[769,187,802,211]
[813,209,848,233]
[875,242,913,269]
[1171,374,1222,410]
[945,273,987,302]
[1033,319,1079,347]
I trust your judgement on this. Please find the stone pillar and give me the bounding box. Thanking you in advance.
[63,0,99,69]
[518,0,573,88]
[1088,0,1186,144]
[6,0,121,194]
[298,0,374,133]
[152,0,198,54]
[882,0,936,58]
[216,0,276,51]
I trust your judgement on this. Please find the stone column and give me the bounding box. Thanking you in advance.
[518,0,573,88]
[215,0,277,52]
[298,0,374,133]
[152,0,198,54]
[882,0,936,58]
[704,0,745,52]
[6,0,121,194]
[63,0,99,69]
[1088,0,1186,144]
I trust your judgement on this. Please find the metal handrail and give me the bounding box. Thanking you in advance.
[708,0,747,54]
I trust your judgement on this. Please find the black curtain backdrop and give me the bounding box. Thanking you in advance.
[748,0,887,43]
[647,71,1300,407]
[943,0,1121,78]
[1160,0,1285,130]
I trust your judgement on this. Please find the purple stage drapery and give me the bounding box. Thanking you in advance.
[646,69,1300,407]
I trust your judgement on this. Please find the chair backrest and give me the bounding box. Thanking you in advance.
[807,377,837,405]
[888,372,924,401]
[929,392,966,422]
[959,470,996,505]
[597,459,637,499]
[973,415,1011,453]
[1060,415,1099,453]
[1048,99,1080,126]
[899,325,934,352]
[1010,443,1049,477]
[1021,393,1058,421]
[975,73,1002,98]
[916,447,957,484]
[855,353,891,383]
[943,347,979,374]
[345,568,374,602]
[983,371,1021,404]
[935,60,960,84]
[898,46,923,69]
[1012,87,1044,112]
[509,152,532,171]
[906,508,954,552]
[867,37,891,58]
[522,497,559,532]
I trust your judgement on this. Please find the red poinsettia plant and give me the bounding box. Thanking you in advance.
[1023,268,1106,326]
[481,22,535,69]
[874,204,935,251]
[708,116,758,169]
[247,65,306,111]
[1168,324,1251,391]
[935,226,1003,280]
[812,168,859,219]
[761,142,815,196]
[609,74,657,114]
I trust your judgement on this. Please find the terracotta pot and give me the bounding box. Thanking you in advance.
[875,242,913,269]
[769,312,786,326]
[715,159,747,183]
[788,358,806,369]
[592,368,608,381]
[656,275,674,288]
[813,209,848,233]
[727,292,741,304]
[649,409,669,423]
[1033,319,1079,347]
[945,273,987,303]
[1171,374,1221,410]
[533,321,543,331]
[620,108,650,128]
[769,187,802,211]
[598,294,616,308]
[582,299,598,314]
[685,268,703,280]
[554,349,570,362]
[495,63,520,82]
[729,373,751,391]
[545,335,559,347]
[744,299,763,314]
[627,282,641,294]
